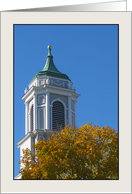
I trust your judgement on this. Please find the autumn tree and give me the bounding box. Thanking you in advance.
[19,122,118,180]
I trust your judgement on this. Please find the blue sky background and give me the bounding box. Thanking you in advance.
[14,24,118,178]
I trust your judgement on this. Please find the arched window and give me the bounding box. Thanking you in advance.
[52,101,65,131]
[30,105,34,131]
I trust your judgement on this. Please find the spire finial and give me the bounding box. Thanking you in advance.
[47,45,52,55]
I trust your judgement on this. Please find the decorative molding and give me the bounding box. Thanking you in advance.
[68,82,72,89]
[23,85,79,105]
[46,78,50,85]
[22,87,34,100]
[22,84,79,102]
[18,129,55,147]
[17,132,33,147]
[24,88,28,94]
[44,86,73,97]
[45,75,72,83]
[33,129,47,135]
[37,104,46,108]
[39,79,45,86]
[38,94,46,105]
[51,79,65,87]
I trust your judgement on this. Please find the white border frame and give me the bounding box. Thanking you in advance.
[1,12,131,193]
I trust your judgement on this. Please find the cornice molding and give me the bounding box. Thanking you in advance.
[17,129,57,147]
[22,78,80,101]
[17,132,33,147]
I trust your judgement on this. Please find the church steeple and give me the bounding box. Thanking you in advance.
[16,45,80,179]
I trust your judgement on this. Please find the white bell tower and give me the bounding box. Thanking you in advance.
[16,46,80,178]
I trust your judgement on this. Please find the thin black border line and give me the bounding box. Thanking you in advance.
[13,24,119,181]
[13,24,15,180]
[0,11,1,194]
[13,23,119,25]
[118,23,119,180]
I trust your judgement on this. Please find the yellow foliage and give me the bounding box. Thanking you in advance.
[19,123,118,180]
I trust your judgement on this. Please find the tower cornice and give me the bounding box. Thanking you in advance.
[22,84,80,102]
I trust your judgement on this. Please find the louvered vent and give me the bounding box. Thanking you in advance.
[30,105,34,131]
[52,101,65,131]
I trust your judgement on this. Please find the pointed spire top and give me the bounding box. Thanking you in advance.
[47,45,52,56]
[30,45,71,83]
[42,45,59,72]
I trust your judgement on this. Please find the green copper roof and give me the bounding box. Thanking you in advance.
[30,45,70,83]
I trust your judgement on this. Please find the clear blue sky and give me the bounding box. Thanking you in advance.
[14,24,118,178]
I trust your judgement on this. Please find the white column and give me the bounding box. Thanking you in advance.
[33,94,37,130]
[68,96,72,125]
[35,95,37,130]
[46,92,50,130]
[28,111,30,132]
[25,102,28,134]
[74,100,77,128]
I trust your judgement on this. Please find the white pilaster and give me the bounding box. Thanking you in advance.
[74,100,77,128]
[28,112,31,132]
[46,92,50,130]
[25,102,28,134]
[68,96,72,125]
[33,94,37,130]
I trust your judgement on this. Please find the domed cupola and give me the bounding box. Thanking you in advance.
[30,45,70,85]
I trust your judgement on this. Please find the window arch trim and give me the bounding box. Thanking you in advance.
[51,99,66,130]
